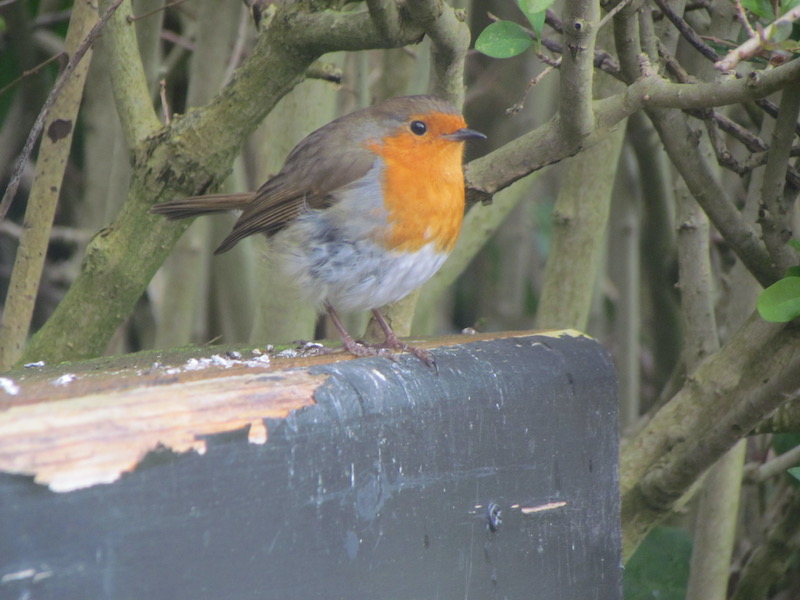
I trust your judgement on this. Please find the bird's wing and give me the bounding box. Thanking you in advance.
[214,125,378,254]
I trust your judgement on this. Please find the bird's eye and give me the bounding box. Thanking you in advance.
[410,120,427,136]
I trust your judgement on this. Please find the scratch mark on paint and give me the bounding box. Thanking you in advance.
[520,500,568,514]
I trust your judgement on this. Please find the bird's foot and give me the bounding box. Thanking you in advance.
[338,333,436,371]
[339,336,398,361]
[368,308,437,370]
[375,332,437,372]
[324,302,436,370]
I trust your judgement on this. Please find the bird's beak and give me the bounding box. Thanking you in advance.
[444,128,487,142]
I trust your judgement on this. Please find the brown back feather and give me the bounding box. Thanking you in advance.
[149,193,255,220]
[153,96,462,255]
[213,117,379,254]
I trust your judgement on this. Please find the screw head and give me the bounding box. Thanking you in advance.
[487,503,502,532]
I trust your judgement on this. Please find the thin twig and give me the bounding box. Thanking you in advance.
[597,0,633,31]
[656,15,800,178]
[658,39,693,81]
[679,101,800,187]
[701,108,730,168]
[757,82,800,270]
[700,34,737,49]
[730,484,800,600]
[651,0,721,62]
[507,59,561,114]
[490,11,622,80]
[537,51,562,69]
[0,52,66,97]
[159,79,171,125]
[305,61,343,83]
[716,6,800,70]
[126,0,190,23]
[221,2,250,87]
[652,4,796,132]
[32,8,72,28]
[0,0,126,222]
[545,9,563,33]
[701,110,768,152]
[0,219,93,244]
[744,445,800,483]
[657,40,769,152]
[160,29,195,52]
[734,0,757,38]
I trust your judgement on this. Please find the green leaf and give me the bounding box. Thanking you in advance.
[518,0,550,36]
[789,239,800,251]
[757,276,800,322]
[517,0,552,37]
[743,0,777,19]
[785,266,800,278]
[781,0,800,15]
[475,21,534,59]
[520,0,555,13]
[625,527,692,600]
[773,433,800,455]
[529,11,547,38]
[773,438,800,489]
[772,20,794,43]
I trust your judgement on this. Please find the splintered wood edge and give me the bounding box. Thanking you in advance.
[0,370,324,493]
[0,329,588,493]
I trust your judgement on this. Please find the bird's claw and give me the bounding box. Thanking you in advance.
[340,337,436,371]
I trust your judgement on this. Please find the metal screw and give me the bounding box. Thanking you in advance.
[487,503,502,532]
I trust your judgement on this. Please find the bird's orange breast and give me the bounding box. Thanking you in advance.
[367,114,467,254]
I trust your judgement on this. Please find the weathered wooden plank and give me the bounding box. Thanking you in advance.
[0,331,620,600]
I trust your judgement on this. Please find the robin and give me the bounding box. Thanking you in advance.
[150,95,485,366]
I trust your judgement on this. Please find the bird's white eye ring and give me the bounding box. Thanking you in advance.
[410,120,427,136]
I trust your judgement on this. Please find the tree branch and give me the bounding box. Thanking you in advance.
[620,315,780,487]
[365,0,400,38]
[758,82,800,272]
[651,0,719,63]
[676,187,743,600]
[405,0,470,106]
[730,484,800,600]
[604,5,796,286]
[465,114,569,204]
[752,393,800,434]
[535,63,625,330]
[631,58,800,110]
[744,445,800,483]
[101,0,161,145]
[286,4,423,54]
[676,186,718,368]
[0,0,125,221]
[559,0,600,143]
[643,103,779,287]
[466,56,800,276]
[717,6,800,71]
[621,319,799,559]
[18,0,436,365]
[0,0,99,371]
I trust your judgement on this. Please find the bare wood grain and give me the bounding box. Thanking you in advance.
[0,365,323,492]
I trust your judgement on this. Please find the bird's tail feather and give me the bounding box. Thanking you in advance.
[149,193,255,220]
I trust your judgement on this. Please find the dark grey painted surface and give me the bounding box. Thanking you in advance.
[0,333,620,600]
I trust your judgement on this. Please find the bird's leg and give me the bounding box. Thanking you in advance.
[323,303,435,369]
[370,309,405,349]
[371,309,436,370]
[325,302,388,358]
